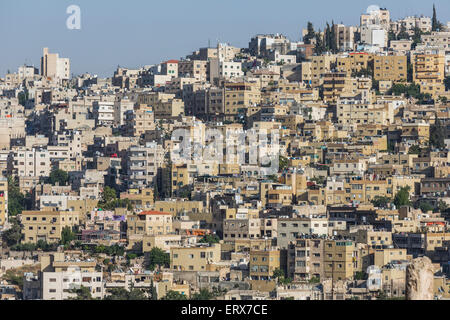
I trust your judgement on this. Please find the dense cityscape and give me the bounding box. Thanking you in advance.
[0,4,450,301]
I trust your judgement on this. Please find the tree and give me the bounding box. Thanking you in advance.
[371,196,391,208]
[430,115,445,150]
[314,31,325,55]
[104,287,148,300]
[394,186,411,208]
[431,4,443,32]
[411,27,423,49]
[161,290,187,300]
[279,156,289,172]
[303,22,315,44]
[438,200,448,213]
[101,186,118,204]
[2,218,22,247]
[68,286,95,300]
[49,169,69,186]
[191,289,215,300]
[7,176,27,216]
[61,226,76,245]
[272,268,291,284]
[330,21,337,53]
[419,202,434,213]
[354,271,368,280]
[432,4,438,31]
[408,145,422,155]
[198,234,220,245]
[397,24,409,40]
[146,247,170,271]
[444,76,450,91]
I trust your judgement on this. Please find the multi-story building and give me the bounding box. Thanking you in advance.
[170,244,221,271]
[126,143,164,189]
[249,249,280,280]
[127,211,172,237]
[287,237,325,281]
[412,53,446,98]
[40,48,70,82]
[373,55,407,82]
[21,211,80,244]
[323,240,355,282]
[39,253,103,300]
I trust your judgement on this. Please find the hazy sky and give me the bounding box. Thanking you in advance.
[0,0,449,77]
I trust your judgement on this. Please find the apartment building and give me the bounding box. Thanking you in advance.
[223,219,262,241]
[323,240,355,282]
[127,211,172,237]
[40,253,103,300]
[124,104,155,137]
[22,211,80,244]
[277,218,330,249]
[287,237,325,281]
[13,148,51,178]
[373,55,407,82]
[336,52,373,76]
[222,82,261,119]
[170,244,221,271]
[126,143,164,189]
[138,92,184,118]
[178,60,208,81]
[249,249,280,280]
[412,53,446,98]
[40,48,70,81]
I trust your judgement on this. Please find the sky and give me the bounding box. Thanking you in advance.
[0,0,449,78]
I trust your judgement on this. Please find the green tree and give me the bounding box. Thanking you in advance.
[394,186,411,208]
[191,289,214,300]
[431,4,443,32]
[279,156,289,172]
[314,30,325,55]
[7,176,26,216]
[444,76,450,91]
[61,226,76,245]
[162,290,187,300]
[303,22,316,44]
[371,196,391,208]
[198,234,220,245]
[438,200,448,213]
[101,186,118,204]
[146,247,170,271]
[104,287,148,300]
[49,169,69,186]
[1,218,22,247]
[330,21,337,53]
[419,202,434,213]
[408,145,422,155]
[68,286,95,300]
[430,115,446,150]
[397,24,409,40]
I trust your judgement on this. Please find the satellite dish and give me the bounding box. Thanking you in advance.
[366,5,380,14]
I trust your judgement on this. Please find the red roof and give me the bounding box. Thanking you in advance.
[163,60,179,64]
[139,210,171,216]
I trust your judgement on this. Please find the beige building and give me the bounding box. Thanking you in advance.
[373,55,407,82]
[40,48,70,81]
[22,211,80,244]
[127,211,172,237]
[249,249,281,280]
[412,53,446,98]
[170,244,221,271]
